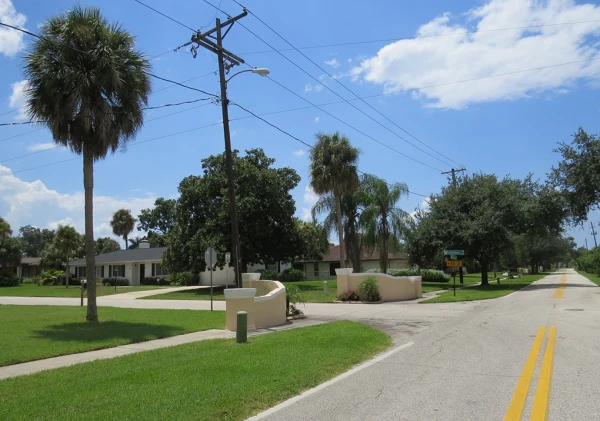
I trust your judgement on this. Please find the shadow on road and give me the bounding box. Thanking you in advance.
[521,283,598,291]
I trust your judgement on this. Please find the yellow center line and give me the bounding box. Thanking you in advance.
[553,274,566,299]
[530,326,557,421]
[503,327,546,421]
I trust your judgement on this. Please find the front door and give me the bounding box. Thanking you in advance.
[139,264,145,282]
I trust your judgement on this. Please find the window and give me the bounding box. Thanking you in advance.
[313,263,319,277]
[95,266,104,278]
[155,263,169,277]
[78,267,86,278]
[111,265,125,277]
[329,262,341,276]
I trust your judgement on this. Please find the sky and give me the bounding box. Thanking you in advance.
[1,0,600,248]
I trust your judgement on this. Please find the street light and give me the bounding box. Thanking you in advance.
[226,67,270,84]
[219,64,270,288]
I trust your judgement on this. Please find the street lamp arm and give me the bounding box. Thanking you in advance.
[226,67,270,84]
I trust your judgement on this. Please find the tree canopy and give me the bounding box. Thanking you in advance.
[95,237,121,255]
[111,209,136,250]
[550,128,600,224]
[18,225,55,257]
[164,149,303,276]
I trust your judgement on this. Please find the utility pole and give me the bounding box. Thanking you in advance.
[585,238,589,250]
[441,168,467,284]
[177,11,248,287]
[441,168,467,188]
[591,221,598,248]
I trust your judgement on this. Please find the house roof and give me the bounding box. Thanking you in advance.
[21,257,41,266]
[70,247,167,266]
[300,244,407,263]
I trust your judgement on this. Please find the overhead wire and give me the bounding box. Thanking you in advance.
[203,1,456,170]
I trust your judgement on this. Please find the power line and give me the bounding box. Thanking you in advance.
[146,73,218,98]
[134,0,196,32]
[230,101,429,198]
[203,1,455,170]
[239,5,463,168]
[239,19,600,55]
[0,102,214,164]
[0,128,43,144]
[0,97,214,128]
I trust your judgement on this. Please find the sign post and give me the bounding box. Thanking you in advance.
[225,252,231,289]
[444,250,465,285]
[204,247,218,311]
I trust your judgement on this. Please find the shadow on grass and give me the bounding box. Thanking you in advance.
[33,321,185,343]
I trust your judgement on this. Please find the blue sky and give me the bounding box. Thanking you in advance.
[1,0,600,248]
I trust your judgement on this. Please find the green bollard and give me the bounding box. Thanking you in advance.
[236,311,247,344]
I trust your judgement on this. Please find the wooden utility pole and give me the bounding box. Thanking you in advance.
[591,221,598,248]
[177,11,248,287]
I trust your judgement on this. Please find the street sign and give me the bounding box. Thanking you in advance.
[446,260,462,267]
[450,254,457,260]
[204,247,217,269]
[444,250,464,256]
[225,252,231,264]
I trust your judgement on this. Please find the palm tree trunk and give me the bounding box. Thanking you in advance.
[124,234,128,250]
[83,144,98,322]
[380,222,389,273]
[335,193,346,268]
[65,262,70,288]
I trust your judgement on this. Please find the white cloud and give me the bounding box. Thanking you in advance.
[0,0,26,57]
[301,207,312,222]
[351,0,600,109]
[304,83,324,93]
[294,149,305,157]
[27,142,56,152]
[314,116,320,123]
[304,84,312,92]
[8,80,30,120]
[325,58,340,68]
[303,185,319,205]
[48,217,75,230]
[314,84,324,92]
[0,164,157,241]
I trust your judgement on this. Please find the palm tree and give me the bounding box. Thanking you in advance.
[128,236,142,249]
[53,225,83,288]
[358,174,410,273]
[312,191,364,271]
[24,7,151,321]
[111,209,136,250]
[310,132,360,269]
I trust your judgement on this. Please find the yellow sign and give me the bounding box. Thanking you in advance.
[446,260,462,267]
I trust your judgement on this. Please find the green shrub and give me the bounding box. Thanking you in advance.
[0,271,19,287]
[421,269,450,283]
[101,278,129,287]
[337,290,360,302]
[39,269,64,286]
[358,277,381,302]
[285,284,305,316]
[278,268,305,282]
[21,277,34,284]
[141,277,160,285]
[387,268,420,277]
[168,272,193,286]
[259,269,279,280]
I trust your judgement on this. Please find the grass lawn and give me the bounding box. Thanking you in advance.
[0,321,390,421]
[421,272,498,293]
[0,284,170,297]
[146,280,340,303]
[421,273,548,303]
[0,305,225,366]
[577,271,600,286]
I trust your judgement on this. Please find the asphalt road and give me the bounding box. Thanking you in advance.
[251,269,600,421]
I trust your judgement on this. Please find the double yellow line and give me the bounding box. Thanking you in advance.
[553,274,566,299]
[503,326,557,421]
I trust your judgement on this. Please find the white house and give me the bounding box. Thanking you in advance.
[69,238,290,286]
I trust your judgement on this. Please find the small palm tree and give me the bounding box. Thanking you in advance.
[358,174,410,273]
[53,225,83,288]
[111,209,136,250]
[24,6,151,321]
[128,236,142,249]
[310,132,360,268]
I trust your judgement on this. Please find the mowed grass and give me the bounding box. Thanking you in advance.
[421,272,496,293]
[421,273,548,303]
[577,271,600,286]
[0,321,391,421]
[0,284,169,297]
[0,305,225,366]
[147,281,339,303]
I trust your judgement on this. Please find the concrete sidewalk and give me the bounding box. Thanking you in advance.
[105,285,209,300]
